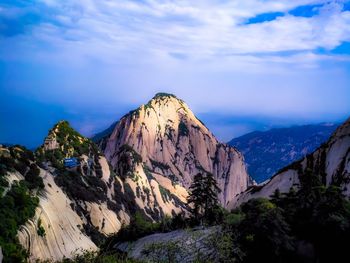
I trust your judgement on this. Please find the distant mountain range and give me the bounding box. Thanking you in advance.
[228,123,338,183]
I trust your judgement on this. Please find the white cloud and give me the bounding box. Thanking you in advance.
[3,0,350,67]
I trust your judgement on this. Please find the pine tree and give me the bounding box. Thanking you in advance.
[187,173,205,219]
[187,172,221,225]
[203,172,221,220]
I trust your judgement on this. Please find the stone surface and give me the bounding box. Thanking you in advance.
[97,94,250,206]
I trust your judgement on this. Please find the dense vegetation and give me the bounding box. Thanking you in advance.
[54,169,107,202]
[219,183,350,262]
[187,172,222,225]
[0,146,43,262]
[38,250,141,263]
[0,182,39,262]
[105,170,350,263]
[36,121,100,168]
[0,146,44,193]
[104,212,187,246]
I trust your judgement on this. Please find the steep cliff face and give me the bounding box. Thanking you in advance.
[230,117,350,208]
[96,93,250,206]
[18,169,98,261]
[13,122,124,261]
[17,120,189,261]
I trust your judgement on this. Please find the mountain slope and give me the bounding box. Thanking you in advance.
[16,121,124,261]
[230,117,350,208]
[228,123,338,183]
[16,120,190,261]
[2,94,250,261]
[0,145,44,262]
[95,93,250,206]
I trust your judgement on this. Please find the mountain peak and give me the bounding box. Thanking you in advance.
[44,120,87,147]
[145,92,186,108]
[48,120,78,137]
[37,120,99,163]
[152,92,178,100]
[96,93,250,206]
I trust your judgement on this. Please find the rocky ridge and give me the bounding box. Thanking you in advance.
[230,117,350,208]
[95,93,250,206]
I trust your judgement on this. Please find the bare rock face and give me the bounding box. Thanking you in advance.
[96,93,250,206]
[18,120,189,261]
[117,227,219,263]
[230,117,350,209]
[18,169,98,261]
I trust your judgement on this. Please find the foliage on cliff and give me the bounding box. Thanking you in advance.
[36,121,100,168]
[0,146,42,262]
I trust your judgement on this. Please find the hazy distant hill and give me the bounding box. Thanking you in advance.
[228,123,338,183]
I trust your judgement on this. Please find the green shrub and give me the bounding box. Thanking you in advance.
[25,163,44,190]
[178,121,189,137]
[41,250,142,263]
[221,182,350,263]
[54,170,107,202]
[37,218,46,237]
[0,181,39,262]
[118,145,142,164]
[113,212,159,242]
[104,212,190,254]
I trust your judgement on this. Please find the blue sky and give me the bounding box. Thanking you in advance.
[1,0,350,148]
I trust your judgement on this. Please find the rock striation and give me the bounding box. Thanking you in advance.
[96,93,250,206]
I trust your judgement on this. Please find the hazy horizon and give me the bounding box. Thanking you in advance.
[0,90,347,149]
[1,0,350,147]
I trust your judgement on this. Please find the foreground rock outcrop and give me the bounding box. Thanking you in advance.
[230,117,350,209]
[117,227,219,263]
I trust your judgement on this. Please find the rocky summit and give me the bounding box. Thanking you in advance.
[95,93,250,206]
